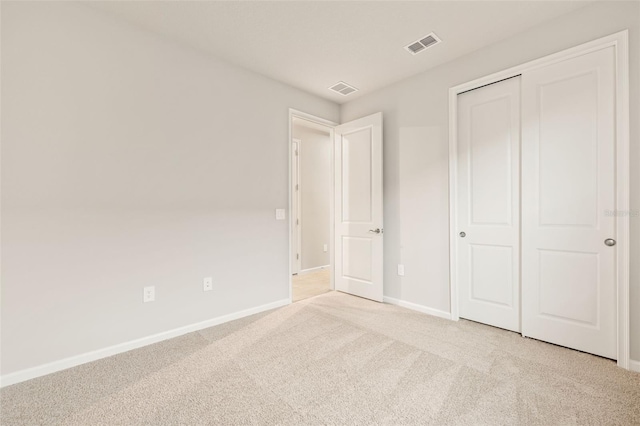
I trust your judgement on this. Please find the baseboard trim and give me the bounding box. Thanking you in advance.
[383,296,452,320]
[383,298,640,371]
[297,265,330,275]
[0,298,290,388]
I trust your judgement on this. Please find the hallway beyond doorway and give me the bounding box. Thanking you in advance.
[292,269,331,302]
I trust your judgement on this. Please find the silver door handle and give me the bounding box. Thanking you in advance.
[604,238,616,247]
[368,228,382,234]
[459,232,466,238]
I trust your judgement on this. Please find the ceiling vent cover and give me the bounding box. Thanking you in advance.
[329,81,358,96]
[405,32,441,55]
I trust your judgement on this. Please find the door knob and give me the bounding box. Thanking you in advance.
[368,228,382,234]
[459,232,466,238]
[604,238,616,247]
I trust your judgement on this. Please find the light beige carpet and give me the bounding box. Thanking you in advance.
[292,269,331,302]
[1,292,639,425]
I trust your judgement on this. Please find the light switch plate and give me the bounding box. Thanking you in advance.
[397,264,405,276]
[275,209,286,220]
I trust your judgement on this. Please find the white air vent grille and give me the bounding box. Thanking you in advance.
[405,32,441,55]
[407,42,425,55]
[329,81,358,96]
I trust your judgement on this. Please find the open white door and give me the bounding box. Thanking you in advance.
[334,112,383,302]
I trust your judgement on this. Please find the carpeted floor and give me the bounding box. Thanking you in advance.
[292,269,331,302]
[1,291,639,425]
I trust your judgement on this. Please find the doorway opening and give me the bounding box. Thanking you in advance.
[289,111,336,303]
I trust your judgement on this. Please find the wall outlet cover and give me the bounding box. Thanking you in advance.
[143,286,155,303]
[275,209,286,220]
[203,276,213,292]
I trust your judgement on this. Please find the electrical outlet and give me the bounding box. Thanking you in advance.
[203,276,213,292]
[323,244,328,252]
[143,286,155,303]
[397,264,405,276]
[275,209,286,220]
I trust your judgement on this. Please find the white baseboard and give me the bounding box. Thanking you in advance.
[383,297,640,372]
[0,298,290,388]
[297,265,330,275]
[383,296,452,320]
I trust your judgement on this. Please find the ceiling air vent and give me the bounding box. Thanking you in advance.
[405,32,441,55]
[329,81,358,96]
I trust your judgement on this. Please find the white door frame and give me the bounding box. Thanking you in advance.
[288,109,338,303]
[291,138,302,274]
[448,30,630,369]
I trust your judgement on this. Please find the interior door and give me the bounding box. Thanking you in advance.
[521,47,617,359]
[334,112,383,302]
[456,76,521,332]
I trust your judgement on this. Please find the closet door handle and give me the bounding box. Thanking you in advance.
[459,232,466,238]
[604,238,616,247]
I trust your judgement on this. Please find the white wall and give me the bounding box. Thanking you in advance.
[341,1,640,360]
[2,0,639,380]
[292,122,332,271]
[0,2,339,376]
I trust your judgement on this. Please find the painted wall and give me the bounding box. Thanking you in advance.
[0,2,339,375]
[341,1,640,361]
[292,123,332,271]
[2,0,639,380]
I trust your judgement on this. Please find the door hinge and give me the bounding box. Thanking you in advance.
[296,219,299,225]
[295,150,298,156]
[296,253,299,260]
[295,184,299,191]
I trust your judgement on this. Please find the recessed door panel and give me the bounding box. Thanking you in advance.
[521,47,616,359]
[469,97,512,226]
[342,236,373,283]
[342,128,373,223]
[538,71,599,227]
[470,244,513,307]
[457,76,521,332]
[538,250,599,326]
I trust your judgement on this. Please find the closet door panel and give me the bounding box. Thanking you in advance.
[521,47,616,359]
[456,76,521,332]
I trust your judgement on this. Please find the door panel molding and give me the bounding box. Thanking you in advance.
[448,30,630,369]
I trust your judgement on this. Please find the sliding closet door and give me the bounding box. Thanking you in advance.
[456,76,521,333]
[521,47,617,359]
